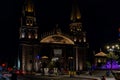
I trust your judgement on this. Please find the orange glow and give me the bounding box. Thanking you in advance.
[77,16,81,19]
[2,63,6,67]
[28,8,33,12]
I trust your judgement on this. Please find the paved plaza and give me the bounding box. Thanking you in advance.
[18,70,116,80]
[18,74,116,80]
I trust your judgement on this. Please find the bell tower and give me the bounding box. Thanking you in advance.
[19,0,38,40]
[18,0,39,72]
[69,0,89,71]
[69,0,86,44]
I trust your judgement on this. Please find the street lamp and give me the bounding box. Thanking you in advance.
[41,56,48,75]
[68,57,74,77]
[106,43,120,53]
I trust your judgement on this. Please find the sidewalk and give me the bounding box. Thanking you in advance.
[79,70,116,80]
[20,74,116,80]
[75,74,116,80]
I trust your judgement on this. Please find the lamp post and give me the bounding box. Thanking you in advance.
[68,57,74,77]
[41,56,48,75]
[106,44,120,53]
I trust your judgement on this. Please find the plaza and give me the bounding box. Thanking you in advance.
[17,70,116,80]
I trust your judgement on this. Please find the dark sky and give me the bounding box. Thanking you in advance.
[0,0,120,63]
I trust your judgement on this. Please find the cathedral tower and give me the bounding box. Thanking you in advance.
[69,0,86,44]
[19,0,38,40]
[19,0,39,71]
[69,0,89,70]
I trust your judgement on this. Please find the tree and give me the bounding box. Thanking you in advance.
[107,51,119,69]
[86,61,91,71]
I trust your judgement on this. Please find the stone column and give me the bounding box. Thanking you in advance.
[75,46,79,71]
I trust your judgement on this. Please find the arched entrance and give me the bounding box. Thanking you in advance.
[39,34,75,73]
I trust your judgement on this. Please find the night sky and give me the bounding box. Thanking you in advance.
[0,0,120,64]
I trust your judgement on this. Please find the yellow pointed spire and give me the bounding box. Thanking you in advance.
[25,0,34,12]
[70,0,81,21]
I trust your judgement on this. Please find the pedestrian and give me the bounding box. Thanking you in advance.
[101,76,106,80]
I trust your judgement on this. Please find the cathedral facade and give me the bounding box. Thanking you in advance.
[18,0,89,72]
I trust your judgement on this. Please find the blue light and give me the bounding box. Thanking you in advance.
[36,56,39,59]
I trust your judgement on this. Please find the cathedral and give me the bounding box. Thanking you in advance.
[18,0,89,72]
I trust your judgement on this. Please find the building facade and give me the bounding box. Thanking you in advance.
[18,0,89,72]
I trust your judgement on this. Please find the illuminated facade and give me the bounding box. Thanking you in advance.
[18,0,89,72]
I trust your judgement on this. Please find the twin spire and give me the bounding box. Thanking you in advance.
[20,0,83,41]
[23,0,81,22]
[24,0,34,13]
[70,0,81,22]
[22,0,35,17]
